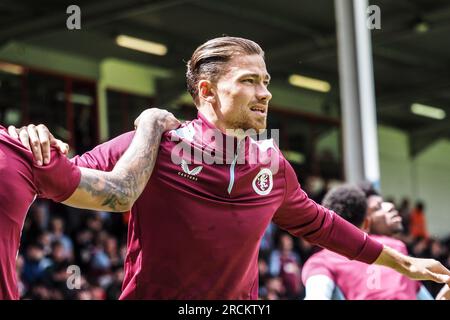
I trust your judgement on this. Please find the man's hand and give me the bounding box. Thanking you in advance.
[436,284,450,300]
[374,245,450,284]
[406,256,450,283]
[7,124,69,166]
[134,108,181,132]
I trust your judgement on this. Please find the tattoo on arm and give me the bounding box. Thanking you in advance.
[73,121,164,212]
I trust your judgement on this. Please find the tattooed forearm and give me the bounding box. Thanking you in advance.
[111,121,164,208]
[76,172,132,211]
[66,119,165,212]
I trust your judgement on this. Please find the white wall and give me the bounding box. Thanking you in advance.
[413,140,450,237]
[315,125,450,238]
[378,126,414,201]
[376,127,450,238]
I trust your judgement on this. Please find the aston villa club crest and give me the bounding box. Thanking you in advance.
[252,168,273,195]
[178,159,203,181]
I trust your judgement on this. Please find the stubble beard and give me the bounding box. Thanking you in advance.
[225,110,267,133]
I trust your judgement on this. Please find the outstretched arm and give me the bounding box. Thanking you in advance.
[62,108,180,212]
[274,160,450,288]
[374,245,450,285]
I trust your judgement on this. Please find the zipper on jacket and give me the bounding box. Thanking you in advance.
[227,140,244,195]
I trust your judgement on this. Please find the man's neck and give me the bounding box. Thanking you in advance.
[197,106,246,140]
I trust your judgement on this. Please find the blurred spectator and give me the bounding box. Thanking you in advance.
[74,228,95,270]
[86,214,104,233]
[22,243,52,285]
[430,238,448,265]
[104,236,122,269]
[106,266,125,300]
[46,262,72,299]
[269,233,302,299]
[297,237,315,263]
[90,231,112,274]
[258,258,270,298]
[90,285,107,300]
[265,277,285,300]
[27,283,52,300]
[411,237,430,258]
[37,231,53,257]
[259,223,277,260]
[75,288,93,300]
[43,241,71,292]
[398,198,411,235]
[410,201,429,239]
[49,217,74,260]
[21,201,50,248]
[16,254,26,298]
[304,175,327,204]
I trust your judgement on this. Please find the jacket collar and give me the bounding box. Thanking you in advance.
[189,111,249,164]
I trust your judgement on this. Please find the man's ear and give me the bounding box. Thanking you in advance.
[198,80,216,104]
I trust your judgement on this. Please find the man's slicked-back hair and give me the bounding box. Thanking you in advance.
[322,184,368,227]
[186,36,264,104]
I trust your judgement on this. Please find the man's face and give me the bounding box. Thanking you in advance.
[213,54,272,131]
[367,195,403,235]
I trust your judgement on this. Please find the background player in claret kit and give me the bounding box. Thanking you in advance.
[0,108,179,299]
[301,183,446,300]
[12,36,450,300]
